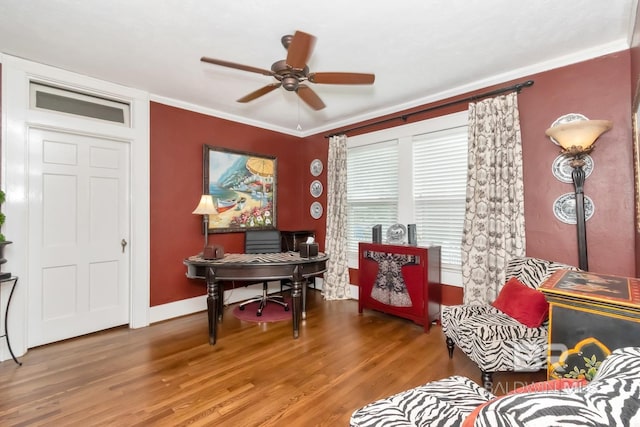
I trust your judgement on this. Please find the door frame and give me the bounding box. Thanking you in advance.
[1,54,150,359]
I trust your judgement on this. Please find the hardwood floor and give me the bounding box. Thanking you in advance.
[0,290,544,426]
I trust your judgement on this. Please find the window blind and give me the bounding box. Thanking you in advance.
[412,127,468,265]
[346,140,399,253]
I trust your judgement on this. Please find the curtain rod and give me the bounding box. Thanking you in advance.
[324,79,534,138]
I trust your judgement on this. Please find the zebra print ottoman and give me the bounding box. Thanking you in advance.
[350,348,640,426]
[471,347,640,426]
[349,375,495,427]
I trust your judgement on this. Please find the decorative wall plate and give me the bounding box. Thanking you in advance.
[310,180,323,197]
[310,159,323,176]
[552,154,594,183]
[553,193,594,224]
[310,201,323,219]
[549,113,588,145]
[386,223,407,244]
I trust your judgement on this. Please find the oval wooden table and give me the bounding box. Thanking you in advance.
[184,252,329,345]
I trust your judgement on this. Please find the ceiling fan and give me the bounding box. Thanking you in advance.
[201,31,375,110]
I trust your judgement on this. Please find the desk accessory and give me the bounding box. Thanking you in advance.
[300,236,319,258]
[192,195,223,259]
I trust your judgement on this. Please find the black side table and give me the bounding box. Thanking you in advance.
[1,276,21,365]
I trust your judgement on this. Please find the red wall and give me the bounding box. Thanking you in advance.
[150,103,327,306]
[631,5,640,277]
[519,52,633,276]
[151,50,637,307]
[304,51,636,289]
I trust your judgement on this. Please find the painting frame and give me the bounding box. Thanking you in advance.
[202,145,277,233]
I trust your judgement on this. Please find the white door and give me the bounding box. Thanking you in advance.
[27,128,130,347]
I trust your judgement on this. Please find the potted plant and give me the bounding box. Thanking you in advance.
[0,189,12,279]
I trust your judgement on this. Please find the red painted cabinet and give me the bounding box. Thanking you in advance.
[358,243,441,332]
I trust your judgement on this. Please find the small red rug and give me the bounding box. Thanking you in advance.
[232,297,292,323]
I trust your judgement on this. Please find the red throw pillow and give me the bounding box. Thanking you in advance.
[491,277,549,328]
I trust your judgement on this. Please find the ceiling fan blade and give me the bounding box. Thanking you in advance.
[286,31,316,70]
[308,72,375,85]
[201,56,274,76]
[237,83,282,103]
[296,85,326,110]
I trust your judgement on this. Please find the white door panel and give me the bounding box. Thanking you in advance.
[28,128,130,346]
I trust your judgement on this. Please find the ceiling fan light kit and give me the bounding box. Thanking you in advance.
[201,30,375,110]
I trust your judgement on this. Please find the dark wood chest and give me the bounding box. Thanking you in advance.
[540,270,640,380]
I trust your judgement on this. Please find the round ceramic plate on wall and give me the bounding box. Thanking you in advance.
[552,154,594,183]
[310,180,323,197]
[310,201,323,219]
[310,159,323,176]
[548,113,588,145]
[553,193,594,224]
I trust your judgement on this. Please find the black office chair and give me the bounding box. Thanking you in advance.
[238,230,289,316]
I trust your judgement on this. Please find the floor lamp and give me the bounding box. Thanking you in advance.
[545,119,613,271]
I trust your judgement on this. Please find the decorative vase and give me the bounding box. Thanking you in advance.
[0,241,13,280]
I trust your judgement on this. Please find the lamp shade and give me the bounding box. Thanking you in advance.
[545,119,613,152]
[192,194,218,215]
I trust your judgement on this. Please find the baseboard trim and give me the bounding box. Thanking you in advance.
[149,281,326,324]
[349,283,359,299]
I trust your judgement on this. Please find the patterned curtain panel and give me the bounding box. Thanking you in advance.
[462,92,526,305]
[323,134,350,300]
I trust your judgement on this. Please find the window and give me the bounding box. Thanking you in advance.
[346,139,399,254]
[29,82,131,126]
[346,111,468,285]
[412,127,468,266]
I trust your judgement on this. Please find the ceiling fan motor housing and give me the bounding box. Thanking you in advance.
[271,59,308,91]
[282,75,299,91]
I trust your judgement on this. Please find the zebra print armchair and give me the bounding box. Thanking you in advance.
[441,256,578,389]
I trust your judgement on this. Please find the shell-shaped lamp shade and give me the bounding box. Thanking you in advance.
[545,119,613,152]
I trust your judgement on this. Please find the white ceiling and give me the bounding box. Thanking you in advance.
[0,1,636,136]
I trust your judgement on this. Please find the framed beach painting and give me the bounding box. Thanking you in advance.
[203,145,277,233]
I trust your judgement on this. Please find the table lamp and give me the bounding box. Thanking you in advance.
[192,195,224,259]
